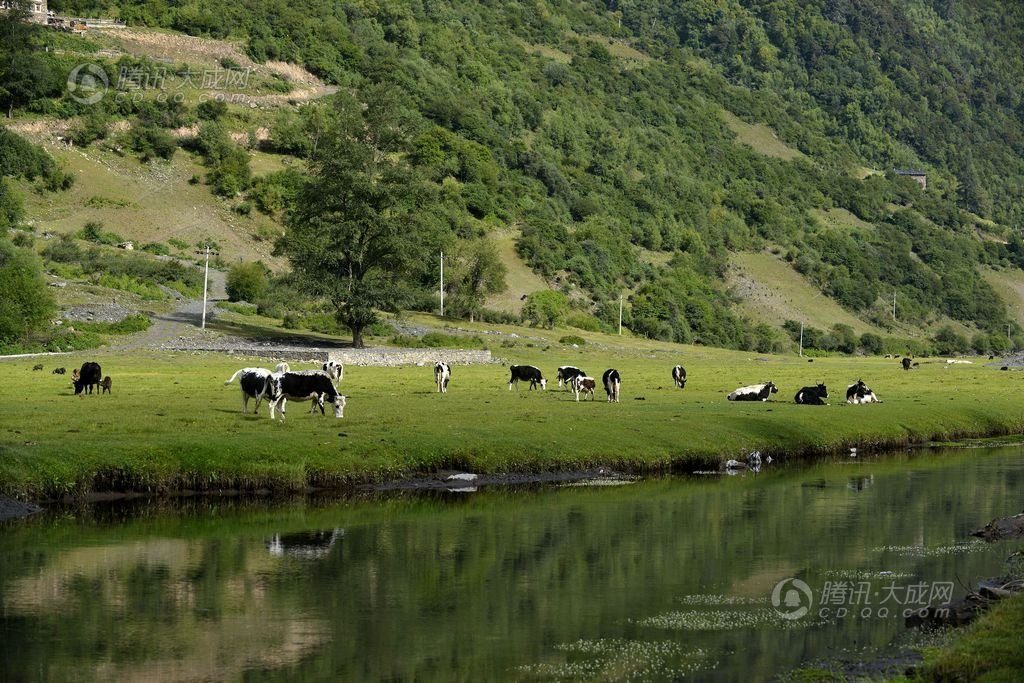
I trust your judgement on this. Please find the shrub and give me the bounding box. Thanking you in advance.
[0,239,57,345]
[168,237,190,251]
[559,334,586,346]
[566,312,605,332]
[522,290,568,329]
[74,314,151,335]
[141,242,170,255]
[226,261,269,302]
[218,301,258,316]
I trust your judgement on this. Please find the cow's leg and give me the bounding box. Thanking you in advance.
[242,391,249,414]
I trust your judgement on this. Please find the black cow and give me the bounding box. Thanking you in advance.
[794,383,828,405]
[52,367,66,375]
[508,365,546,391]
[73,362,102,395]
[434,361,451,393]
[225,367,272,414]
[556,366,586,390]
[267,371,346,422]
[671,365,687,389]
[727,381,778,402]
[901,357,912,371]
[603,368,621,403]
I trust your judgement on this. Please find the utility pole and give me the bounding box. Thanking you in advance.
[892,292,897,321]
[799,322,804,357]
[439,250,445,317]
[196,245,219,330]
[618,295,623,335]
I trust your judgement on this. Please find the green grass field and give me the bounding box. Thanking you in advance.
[2,326,1022,500]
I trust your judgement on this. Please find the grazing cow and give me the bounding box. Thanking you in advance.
[556,365,586,390]
[52,367,66,375]
[508,365,546,391]
[901,357,912,371]
[434,361,451,393]
[846,379,881,404]
[671,365,687,389]
[570,375,596,401]
[322,361,344,384]
[100,376,112,394]
[225,367,273,414]
[794,383,828,405]
[267,371,346,422]
[32,363,43,371]
[727,381,778,402]
[73,362,102,395]
[603,368,621,403]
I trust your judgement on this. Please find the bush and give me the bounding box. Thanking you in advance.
[559,334,586,346]
[74,314,151,335]
[141,242,170,255]
[522,290,568,329]
[0,239,57,345]
[76,221,124,246]
[389,332,485,349]
[566,312,605,332]
[218,301,258,316]
[168,237,190,251]
[226,261,269,302]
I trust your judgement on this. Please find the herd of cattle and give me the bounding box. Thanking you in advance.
[43,357,884,419]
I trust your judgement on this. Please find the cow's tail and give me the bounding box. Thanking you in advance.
[224,369,245,385]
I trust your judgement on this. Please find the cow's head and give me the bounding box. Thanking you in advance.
[817,383,828,397]
[767,382,778,394]
[539,378,547,390]
[331,395,347,418]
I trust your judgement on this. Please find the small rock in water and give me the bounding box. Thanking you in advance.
[724,459,746,470]
[446,473,478,482]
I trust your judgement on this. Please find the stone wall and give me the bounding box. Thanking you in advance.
[327,348,493,367]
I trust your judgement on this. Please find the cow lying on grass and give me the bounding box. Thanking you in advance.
[727,381,778,401]
[794,383,828,405]
[846,379,881,404]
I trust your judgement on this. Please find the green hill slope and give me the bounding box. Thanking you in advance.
[5,0,1024,354]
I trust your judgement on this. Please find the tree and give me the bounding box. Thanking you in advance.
[226,261,269,302]
[446,239,507,322]
[277,86,438,348]
[522,290,568,329]
[0,237,55,345]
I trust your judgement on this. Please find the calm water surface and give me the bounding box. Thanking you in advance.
[2,447,1023,682]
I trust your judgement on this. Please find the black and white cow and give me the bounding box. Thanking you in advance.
[794,383,828,405]
[225,367,272,414]
[267,371,346,422]
[603,368,621,403]
[570,374,596,401]
[73,362,102,395]
[434,361,451,393]
[846,379,881,404]
[901,357,912,371]
[671,365,687,389]
[727,381,778,402]
[556,365,586,390]
[322,361,344,384]
[508,365,546,391]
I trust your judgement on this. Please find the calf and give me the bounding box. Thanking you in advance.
[434,361,451,393]
[846,379,881,404]
[794,383,828,405]
[73,362,102,395]
[556,366,586,390]
[100,376,112,394]
[32,363,43,371]
[603,368,621,403]
[901,357,912,371]
[322,361,344,384]
[508,365,546,391]
[727,381,778,402]
[267,371,346,422]
[671,365,687,389]
[225,367,272,414]
[52,367,66,375]
[570,375,597,402]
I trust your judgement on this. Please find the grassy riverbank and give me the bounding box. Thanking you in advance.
[890,593,1024,682]
[2,333,1023,500]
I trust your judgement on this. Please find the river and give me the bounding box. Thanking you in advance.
[2,446,1023,681]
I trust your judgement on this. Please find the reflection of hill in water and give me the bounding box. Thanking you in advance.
[266,528,344,560]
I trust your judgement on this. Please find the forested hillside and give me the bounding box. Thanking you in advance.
[7,0,1024,353]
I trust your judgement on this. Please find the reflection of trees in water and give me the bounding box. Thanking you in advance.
[1,449,1021,681]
